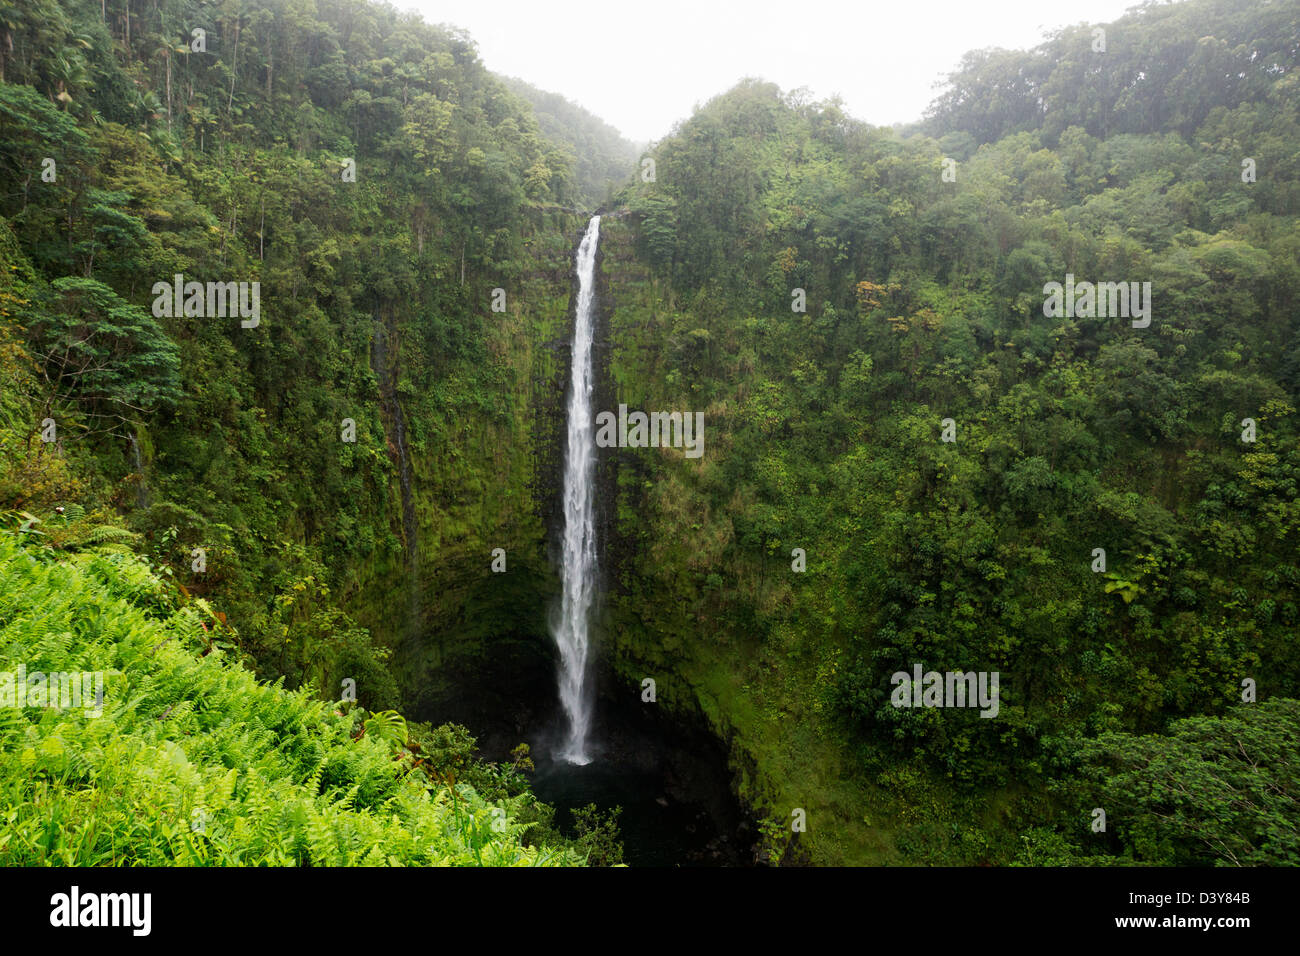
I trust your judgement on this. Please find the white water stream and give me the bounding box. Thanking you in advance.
[552,215,601,765]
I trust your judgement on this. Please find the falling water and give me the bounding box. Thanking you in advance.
[552,215,601,765]
[128,434,147,508]
[371,318,419,639]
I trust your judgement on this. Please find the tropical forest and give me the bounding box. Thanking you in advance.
[0,0,1297,874]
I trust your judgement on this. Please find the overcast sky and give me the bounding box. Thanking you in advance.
[402,0,1148,143]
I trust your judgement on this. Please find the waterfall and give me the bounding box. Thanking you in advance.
[552,215,601,765]
[391,389,418,635]
[371,317,419,639]
[128,434,147,508]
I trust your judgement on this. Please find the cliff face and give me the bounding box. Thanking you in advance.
[370,211,707,735]
[354,209,587,727]
[588,214,890,865]
[362,212,759,857]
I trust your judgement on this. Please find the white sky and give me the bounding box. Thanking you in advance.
[402,0,1149,144]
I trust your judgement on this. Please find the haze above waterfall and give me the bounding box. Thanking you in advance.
[403,0,1139,142]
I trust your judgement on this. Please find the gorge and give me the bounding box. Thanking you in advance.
[1,0,1296,871]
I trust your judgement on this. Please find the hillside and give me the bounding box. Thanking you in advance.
[1,0,1297,868]
[0,527,588,865]
[502,76,639,206]
[608,0,1300,863]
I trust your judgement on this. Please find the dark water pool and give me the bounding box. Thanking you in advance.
[410,644,751,866]
[530,743,745,867]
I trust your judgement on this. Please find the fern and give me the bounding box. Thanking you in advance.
[0,534,584,867]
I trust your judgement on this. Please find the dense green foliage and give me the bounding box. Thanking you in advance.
[0,0,587,710]
[1,0,1297,867]
[1069,699,1299,866]
[502,76,639,206]
[0,0,611,865]
[0,528,584,865]
[609,0,1300,863]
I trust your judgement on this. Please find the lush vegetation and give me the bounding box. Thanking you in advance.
[1,0,1296,866]
[0,526,592,864]
[0,0,612,865]
[502,76,639,206]
[609,0,1299,864]
[0,0,585,714]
